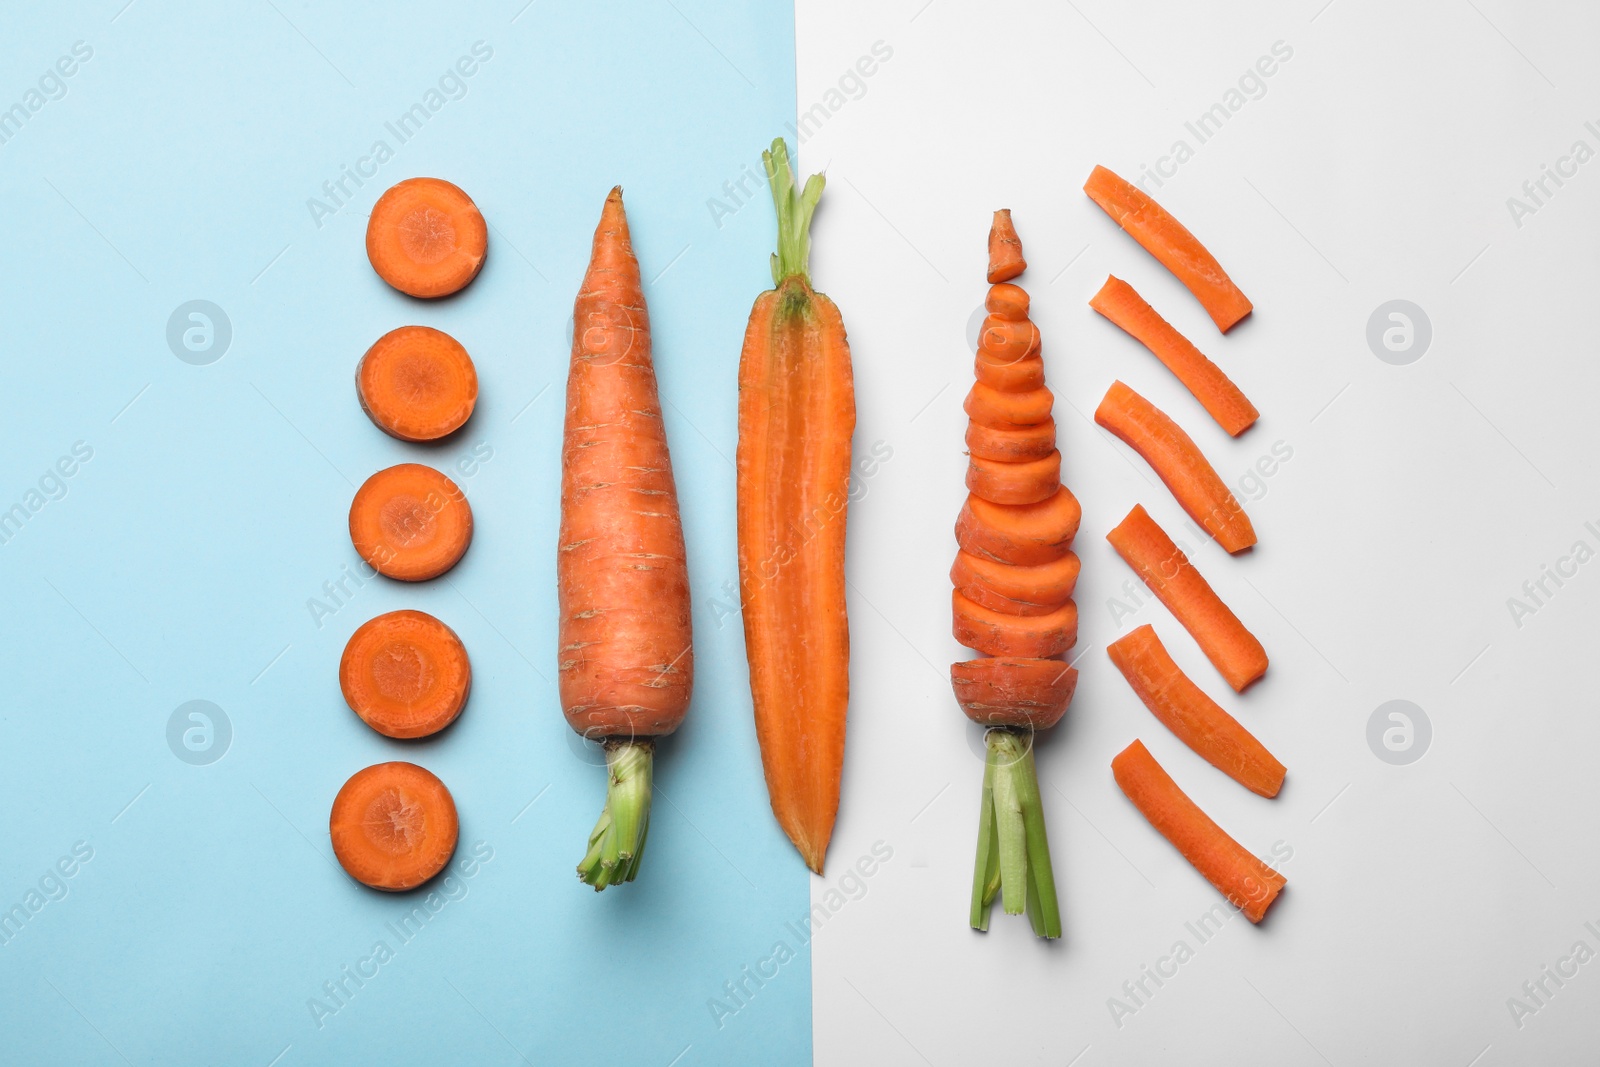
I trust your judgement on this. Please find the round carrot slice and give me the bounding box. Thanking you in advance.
[975,315,1040,369]
[340,610,471,738]
[986,282,1030,321]
[330,762,459,891]
[349,463,473,581]
[357,326,478,442]
[366,178,488,298]
[966,417,1056,462]
[951,549,1079,616]
[975,352,1044,392]
[966,448,1061,505]
[953,590,1077,658]
[964,382,1053,428]
[951,657,1077,729]
[955,487,1081,566]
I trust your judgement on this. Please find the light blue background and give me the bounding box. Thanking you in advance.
[0,2,807,1064]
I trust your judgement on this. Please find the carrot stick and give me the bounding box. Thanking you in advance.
[951,548,1078,617]
[1106,505,1267,691]
[987,208,1027,282]
[966,417,1057,462]
[357,325,479,442]
[953,590,1077,659]
[955,487,1081,566]
[1089,275,1258,436]
[1083,166,1252,332]
[737,139,855,874]
[330,762,459,891]
[1111,740,1285,922]
[340,609,471,739]
[349,463,474,581]
[950,657,1077,729]
[366,178,487,299]
[966,449,1060,506]
[1095,381,1255,553]
[1107,625,1284,797]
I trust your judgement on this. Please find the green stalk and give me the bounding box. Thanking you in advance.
[764,138,825,286]
[969,729,1062,939]
[577,739,654,891]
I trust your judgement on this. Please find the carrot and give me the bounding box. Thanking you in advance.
[1107,505,1267,691]
[1089,275,1258,436]
[1095,381,1255,553]
[330,761,459,891]
[955,488,1081,566]
[736,140,855,875]
[1108,625,1284,797]
[340,610,471,739]
[1083,166,1252,332]
[986,282,1029,321]
[952,658,1076,729]
[987,208,1027,282]
[951,549,1078,616]
[560,187,693,891]
[1111,740,1285,922]
[966,417,1057,462]
[966,449,1060,506]
[975,315,1041,370]
[356,325,478,442]
[366,177,487,299]
[974,353,1045,393]
[349,463,473,581]
[964,382,1053,428]
[953,590,1077,658]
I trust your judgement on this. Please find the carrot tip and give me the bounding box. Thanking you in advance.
[577,739,655,890]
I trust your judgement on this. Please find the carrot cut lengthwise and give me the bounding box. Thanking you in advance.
[330,762,459,892]
[1107,505,1267,691]
[1112,740,1286,922]
[357,326,478,442]
[349,463,473,581]
[366,178,487,299]
[340,609,471,739]
[1089,275,1258,436]
[1083,166,1252,333]
[1108,625,1284,797]
[559,188,693,890]
[738,140,855,875]
[1095,381,1255,553]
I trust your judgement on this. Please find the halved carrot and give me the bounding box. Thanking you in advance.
[976,314,1040,369]
[966,417,1056,462]
[350,463,473,581]
[956,488,1081,566]
[1095,381,1255,553]
[951,657,1076,729]
[357,326,478,442]
[340,609,471,739]
[951,549,1078,616]
[964,382,1053,428]
[953,590,1077,658]
[367,178,487,299]
[1107,505,1266,691]
[966,449,1060,505]
[1108,625,1284,797]
[1089,276,1258,436]
[985,282,1029,321]
[974,353,1045,393]
[1112,740,1285,922]
[1083,166,1252,333]
[330,761,459,892]
[987,209,1027,283]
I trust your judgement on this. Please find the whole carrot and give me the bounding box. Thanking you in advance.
[559,187,693,890]
[738,139,855,874]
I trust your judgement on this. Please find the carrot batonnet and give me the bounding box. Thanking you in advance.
[559,187,694,890]
[737,140,854,875]
[1089,275,1258,436]
[1107,505,1267,691]
[330,761,459,892]
[1083,166,1252,333]
[1108,625,1284,797]
[951,658,1077,730]
[987,209,1027,283]
[1112,740,1285,922]
[357,325,478,442]
[1095,380,1256,553]
[349,463,474,581]
[366,177,487,299]
[340,609,471,739]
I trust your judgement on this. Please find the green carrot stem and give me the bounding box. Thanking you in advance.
[764,137,825,286]
[577,739,654,891]
[969,728,1062,939]
[970,748,1001,931]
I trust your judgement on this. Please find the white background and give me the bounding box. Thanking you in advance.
[796,1,1600,1063]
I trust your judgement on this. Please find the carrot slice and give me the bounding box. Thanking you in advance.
[956,488,1081,566]
[964,382,1053,428]
[985,282,1029,321]
[966,417,1056,462]
[366,177,487,299]
[974,353,1045,393]
[966,449,1060,506]
[357,326,478,442]
[349,463,473,581]
[976,313,1040,368]
[951,549,1078,616]
[1112,740,1285,922]
[987,209,1027,283]
[1083,166,1252,333]
[1106,505,1266,691]
[330,761,459,891]
[1108,625,1284,797]
[953,590,1077,658]
[340,609,471,739]
[1095,381,1255,553]
[1089,276,1258,436]
[951,657,1076,729]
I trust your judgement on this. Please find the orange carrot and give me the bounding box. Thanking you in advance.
[974,353,1045,393]
[1106,505,1267,691]
[953,590,1077,658]
[1089,275,1258,436]
[966,418,1057,462]
[340,609,471,739]
[966,449,1061,505]
[330,762,459,891]
[1112,740,1285,922]
[955,488,1081,566]
[951,549,1078,616]
[1095,380,1255,553]
[737,139,855,875]
[1083,166,1252,332]
[951,658,1076,729]
[986,282,1029,321]
[1108,625,1284,797]
[560,187,693,890]
[349,463,473,581]
[357,325,479,442]
[987,209,1027,282]
[964,381,1053,428]
[366,178,487,299]
[976,315,1041,370]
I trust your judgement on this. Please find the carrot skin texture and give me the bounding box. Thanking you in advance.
[1107,505,1267,691]
[1083,166,1252,332]
[987,209,1027,282]
[1112,740,1285,922]
[1089,275,1258,436]
[1095,380,1256,553]
[1108,625,1285,796]
[951,658,1076,729]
